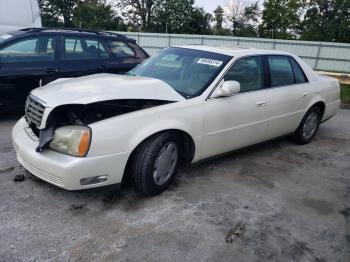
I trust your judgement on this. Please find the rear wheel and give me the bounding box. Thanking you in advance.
[292,106,321,145]
[132,132,180,195]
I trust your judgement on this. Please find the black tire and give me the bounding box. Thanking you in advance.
[131,132,181,195]
[292,106,321,145]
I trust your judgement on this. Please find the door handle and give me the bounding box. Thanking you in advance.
[303,92,311,97]
[256,101,267,107]
[45,68,58,73]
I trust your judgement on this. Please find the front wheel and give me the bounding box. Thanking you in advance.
[132,132,180,195]
[292,106,321,145]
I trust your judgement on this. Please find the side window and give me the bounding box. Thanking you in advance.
[85,39,109,58]
[290,58,307,83]
[65,38,83,52]
[224,56,264,93]
[0,36,56,63]
[108,41,135,57]
[64,37,109,60]
[268,56,295,87]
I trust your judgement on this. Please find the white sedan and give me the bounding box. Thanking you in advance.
[12,46,340,195]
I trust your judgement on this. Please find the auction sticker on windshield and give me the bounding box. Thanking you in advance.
[196,58,223,67]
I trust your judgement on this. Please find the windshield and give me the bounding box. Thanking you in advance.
[128,47,231,98]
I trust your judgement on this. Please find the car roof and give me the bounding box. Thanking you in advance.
[177,45,292,57]
[6,28,135,42]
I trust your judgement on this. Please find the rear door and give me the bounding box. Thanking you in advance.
[0,35,58,110]
[59,36,109,78]
[263,55,312,139]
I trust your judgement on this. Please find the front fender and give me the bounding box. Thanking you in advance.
[128,119,198,154]
[87,101,203,159]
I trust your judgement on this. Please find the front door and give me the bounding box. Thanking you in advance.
[202,56,271,159]
[0,35,58,110]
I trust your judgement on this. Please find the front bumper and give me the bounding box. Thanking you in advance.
[12,117,130,190]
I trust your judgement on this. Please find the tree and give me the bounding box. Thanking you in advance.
[39,0,78,27]
[152,0,193,33]
[300,0,350,43]
[187,7,212,35]
[213,6,224,32]
[259,0,304,39]
[226,0,260,37]
[240,2,260,37]
[73,0,126,30]
[226,0,244,36]
[38,0,61,26]
[117,0,161,31]
[212,5,231,35]
[152,0,211,34]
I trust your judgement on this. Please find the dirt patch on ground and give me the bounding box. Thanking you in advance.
[302,198,335,215]
[0,167,14,174]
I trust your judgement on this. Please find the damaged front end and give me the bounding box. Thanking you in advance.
[25,97,174,153]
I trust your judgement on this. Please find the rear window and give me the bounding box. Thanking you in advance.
[108,41,135,57]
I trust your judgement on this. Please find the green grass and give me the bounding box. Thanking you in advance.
[341,84,350,104]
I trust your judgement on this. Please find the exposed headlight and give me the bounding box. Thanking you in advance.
[49,126,91,157]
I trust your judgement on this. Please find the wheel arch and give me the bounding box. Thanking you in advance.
[295,99,326,132]
[306,100,326,119]
[312,101,326,118]
[297,98,326,133]
[121,128,196,184]
[132,129,195,164]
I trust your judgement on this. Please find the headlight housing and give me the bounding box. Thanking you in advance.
[49,126,91,157]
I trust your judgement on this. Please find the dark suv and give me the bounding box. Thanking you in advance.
[0,28,149,111]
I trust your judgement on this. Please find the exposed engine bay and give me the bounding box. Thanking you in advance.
[27,99,174,152]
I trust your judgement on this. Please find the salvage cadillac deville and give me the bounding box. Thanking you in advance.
[12,46,340,195]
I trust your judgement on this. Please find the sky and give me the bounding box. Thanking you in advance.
[195,0,228,13]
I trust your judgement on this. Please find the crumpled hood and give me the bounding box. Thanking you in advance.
[31,74,185,107]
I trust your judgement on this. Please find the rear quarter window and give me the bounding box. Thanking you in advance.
[108,41,135,57]
[290,57,308,83]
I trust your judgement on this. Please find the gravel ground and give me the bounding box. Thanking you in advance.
[0,110,349,262]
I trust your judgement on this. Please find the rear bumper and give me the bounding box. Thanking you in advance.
[12,117,130,190]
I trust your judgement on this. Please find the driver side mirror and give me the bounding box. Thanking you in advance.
[211,80,240,98]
